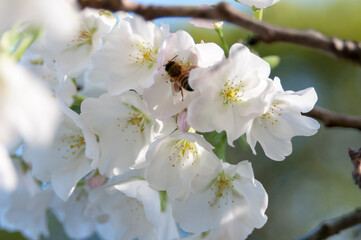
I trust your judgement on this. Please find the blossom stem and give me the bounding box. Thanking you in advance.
[252,7,263,21]
[159,191,168,212]
[213,132,227,162]
[71,94,87,114]
[214,26,229,57]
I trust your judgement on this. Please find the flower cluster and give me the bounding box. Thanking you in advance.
[0,1,319,240]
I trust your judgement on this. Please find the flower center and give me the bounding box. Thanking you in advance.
[219,76,244,106]
[257,101,283,128]
[208,171,236,207]
[77,26,96,44]
[58,132,86,160]
[127,112,147,133]
[116,105,150,143]
[129,41,157,68]
[66,26,96,49]
[169,139,198,167]
[126,197,145,221]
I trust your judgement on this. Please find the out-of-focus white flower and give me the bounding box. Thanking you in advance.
[23,104,98,201]
[20,45,77,106]
[246,77,320,160]
[187,43,274,146]
[87,179,179,240]
[143,30,224,120]
[47,8,116,77]
[80,91,176,177]
[90,15,164,95]
[1,188,54,240]
[0,157,54,240]
[0,145,17,192]
[0,0,78,37]
[146,131,221,201]
[114,179,180,240]
[0,56,60,147]
[51,188,97,239]
[189,4,224,30]
[173,161,268,240]
[0,0,76,34]
[235,0,280,9]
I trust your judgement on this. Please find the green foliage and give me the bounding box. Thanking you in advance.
[71,93,87,114]
[263,55,281,69]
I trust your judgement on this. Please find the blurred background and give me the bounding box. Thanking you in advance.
[2,0,361,239]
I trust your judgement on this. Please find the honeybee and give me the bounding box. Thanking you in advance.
[164,55,198,100]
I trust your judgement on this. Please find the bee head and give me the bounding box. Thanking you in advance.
[164,55,178,71]
[164,61,175,71]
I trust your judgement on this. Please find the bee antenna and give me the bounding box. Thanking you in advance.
[170,55,178,61]
[163,55,179,67]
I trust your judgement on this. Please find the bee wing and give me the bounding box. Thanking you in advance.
[172,82,181,93]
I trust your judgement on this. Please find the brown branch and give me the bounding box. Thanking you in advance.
[296,208,361,240]
[78,0,361,64]
[349,148,361,188]
[305,106,361,131]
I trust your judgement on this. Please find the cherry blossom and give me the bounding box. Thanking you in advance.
[143,30,224,119]
[87,178,179,240]
[23,103,98,201]
[90,15,165,95]
[173,161,268,240]
[47,8,116,77]
[246,77,320,160]
[145,131,221,201]
[80,91,176,177]
[187,43,274,146]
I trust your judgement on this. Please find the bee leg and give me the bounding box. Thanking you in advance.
[180,88,184,101]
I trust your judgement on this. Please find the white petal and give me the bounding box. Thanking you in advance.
[0,145,17,192]
[251,121,293,160]
[236,0,279,9]
[51,154,92,201]
[229,43,270,80]
[192,43,225,67]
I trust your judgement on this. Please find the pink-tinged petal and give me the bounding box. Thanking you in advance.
[236,0,279,9]
[177,110,189,132]
[85,174,107,189]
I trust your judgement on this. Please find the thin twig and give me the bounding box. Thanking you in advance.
[349,148,361,188]
[305,106,361,131]
[78,0,361,64]
[296,208,361,240]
